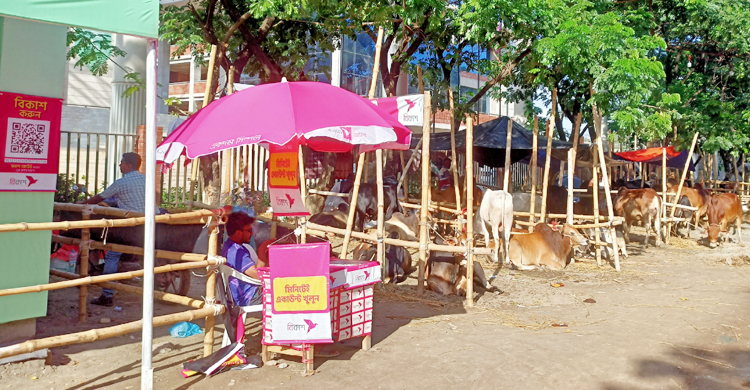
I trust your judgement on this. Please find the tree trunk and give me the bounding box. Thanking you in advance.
[200,155,222,206]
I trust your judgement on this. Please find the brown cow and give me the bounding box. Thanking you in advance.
[507,223,588,270]
[614,187,662,247]
[431,184,483,208]
[425,238,494,295]
[706,193,743,248]
[667,182,711,233]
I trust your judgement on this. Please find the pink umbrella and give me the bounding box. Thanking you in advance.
[156,81,411,164]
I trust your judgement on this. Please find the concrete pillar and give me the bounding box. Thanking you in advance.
[189,54,196,112]
[0,16,67,342]
[331,43,342,88]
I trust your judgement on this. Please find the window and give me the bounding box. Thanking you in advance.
[341,33,384,97]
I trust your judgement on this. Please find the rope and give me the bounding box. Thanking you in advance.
[202,296,223,316]
[79,240,94,251]
[100,225,109,245]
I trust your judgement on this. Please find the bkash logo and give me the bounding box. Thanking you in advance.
[404,99,416,112]
[304,319,318,333]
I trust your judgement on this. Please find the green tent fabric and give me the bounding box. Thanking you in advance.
[0,0,159,38]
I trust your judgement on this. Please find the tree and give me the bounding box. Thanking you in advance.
[160,0,338,205]
[643,0,750,172]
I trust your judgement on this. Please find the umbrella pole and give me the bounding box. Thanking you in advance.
[529,116,539,232]
[465,116,474,307]
[396,137,422,199]
[299,145,307,243]
[417,91,432,295]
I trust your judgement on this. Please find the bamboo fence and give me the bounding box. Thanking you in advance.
[0,206,226,360]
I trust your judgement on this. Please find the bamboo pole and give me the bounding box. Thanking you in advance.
[448,88,462,215]
[529,116,539,231]
[558,162,564,186]
[733,155,740,192]
[742,153,747,196]
[592,98,620,271]
[417,66,424,94]
[640,162,645,188]
[51,236,208,263]
[370,28,385,283]
[417,91,432,295]
[376,149,386,280]
[202,45,218,106]
[566,114,582,225]
[54,203,144,218]
[0,259,221,298]
[204,218,219,357]
[1,209,221,233]
[662,148,668,243]
[50,269,205,309]
[592,145,602,265]
[341,154,366,257]
[0,306,223,360]
[465,116,475,307]
[78,211,91,322]
[668,132,699,237]
[400,151,407,199]
[299,145,307,244]
[503,119,513,193]
[539,120,554,224]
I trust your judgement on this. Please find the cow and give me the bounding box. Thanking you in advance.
[431,184,484,208]
[384,211,420,241]
[706,193,743,248]
[56,209,210,296]
[512,193,542,226]
[351,232,413,283]
[347,181,403,232]
[599,227,628,260]
[507,223,588,270]
[474,189,513,264]
[614,187,662,247]
[666,182,711,234]
[308,209,349,229]
[425,237,494,296]
[322,179,354,212]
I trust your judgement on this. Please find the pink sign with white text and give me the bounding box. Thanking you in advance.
[268,243,332,344]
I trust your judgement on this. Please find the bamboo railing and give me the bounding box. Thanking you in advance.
[0,205,228,361]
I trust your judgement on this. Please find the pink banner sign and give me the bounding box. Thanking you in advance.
[370,94,424,127]
[0,92,63,192]
[268,242,332,344]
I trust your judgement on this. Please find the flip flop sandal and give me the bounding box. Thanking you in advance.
[314,349,341,358]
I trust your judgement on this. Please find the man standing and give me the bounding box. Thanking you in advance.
[83,152,145,306]
[222,212,266,306]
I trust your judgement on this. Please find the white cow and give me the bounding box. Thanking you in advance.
[475,189,514,264]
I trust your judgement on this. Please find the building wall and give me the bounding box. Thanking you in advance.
[62,58,112,108]
[0,18,67,338]
[61,105,175,134]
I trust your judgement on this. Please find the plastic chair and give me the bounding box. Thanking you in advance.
[217,263,263,348]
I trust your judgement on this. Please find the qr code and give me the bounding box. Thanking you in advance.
[5,119,50,159]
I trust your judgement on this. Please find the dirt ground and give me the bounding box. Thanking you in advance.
[3,224,750,390]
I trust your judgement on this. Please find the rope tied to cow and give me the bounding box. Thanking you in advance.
[81,205,95,216]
